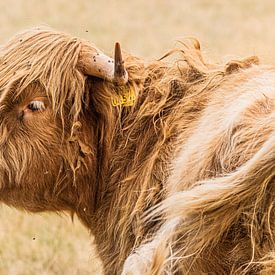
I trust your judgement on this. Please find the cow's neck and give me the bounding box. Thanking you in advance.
[88,70,210,273]
[77,57,225,272]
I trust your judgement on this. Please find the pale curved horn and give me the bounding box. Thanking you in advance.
[78,43,128,84]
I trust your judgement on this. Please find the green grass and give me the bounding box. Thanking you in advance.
[0,0,274,273]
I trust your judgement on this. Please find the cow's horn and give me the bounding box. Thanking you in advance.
[78,43,128,85]
[114,42,128,85]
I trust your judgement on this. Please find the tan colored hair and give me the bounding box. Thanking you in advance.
[0,28,273,274]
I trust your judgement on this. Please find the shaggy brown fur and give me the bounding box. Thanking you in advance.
[0,28,273,275]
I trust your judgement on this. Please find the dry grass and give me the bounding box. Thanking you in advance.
[0,207,102,274]
[0,0,274,274]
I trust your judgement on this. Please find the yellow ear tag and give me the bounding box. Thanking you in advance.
[111,86,136,107]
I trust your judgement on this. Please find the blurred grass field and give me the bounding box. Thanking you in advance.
[0,0,274,274]
[0,208,101,274]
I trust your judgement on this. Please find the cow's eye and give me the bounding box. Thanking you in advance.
[27,100,45,112]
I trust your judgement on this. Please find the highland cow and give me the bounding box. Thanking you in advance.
[0,28,274,274]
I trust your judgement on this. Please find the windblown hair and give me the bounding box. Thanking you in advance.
[0,28,273,275]
[122,51,274,274]
[94,39,274,275]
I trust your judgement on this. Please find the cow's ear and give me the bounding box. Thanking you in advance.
[77,42,128,85]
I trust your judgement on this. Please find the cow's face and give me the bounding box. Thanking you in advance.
[0,29,128,213]
[0,81,91,212]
